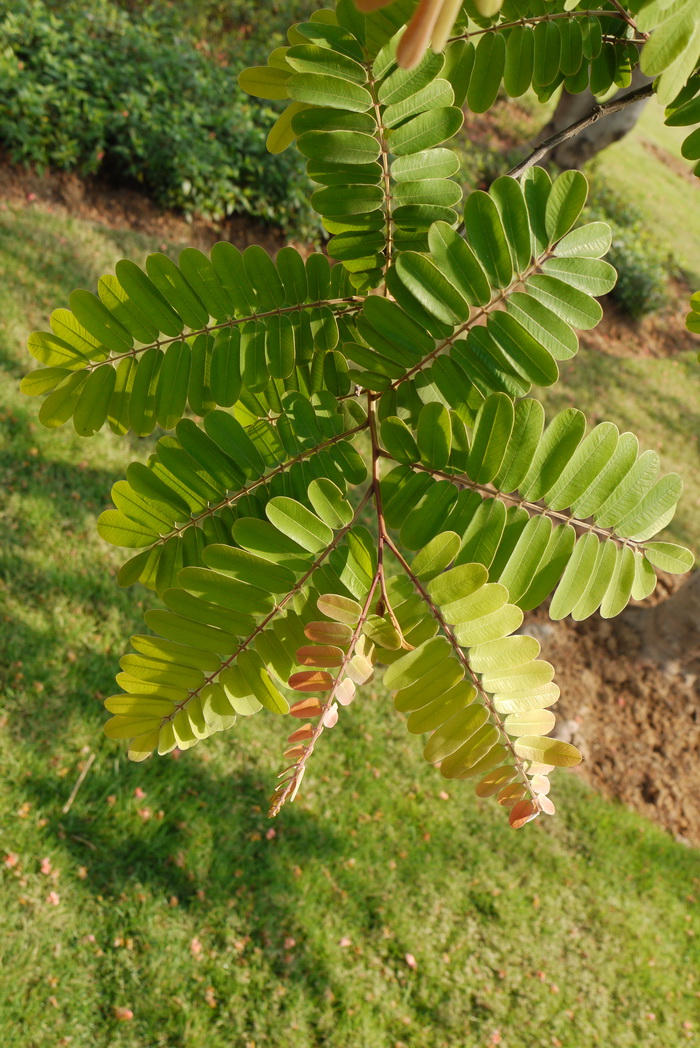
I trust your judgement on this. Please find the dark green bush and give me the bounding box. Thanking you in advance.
[589,184,672,319]
[0,0,316,234]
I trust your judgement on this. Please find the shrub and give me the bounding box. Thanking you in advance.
[0,0,315,234]
[588,184,672,319]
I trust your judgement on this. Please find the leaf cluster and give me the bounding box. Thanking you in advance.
[20,0,698,829]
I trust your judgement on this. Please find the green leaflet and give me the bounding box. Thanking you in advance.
[73,366,116,437]
[266,497,334,553]
[505,292,578,361]
[514,737,582,768]
[427,222,491,307]
[285,44,368,85]
[298,129,381,164]
[378,48,444,105]
[411,532,461,582]
[381,416,420,464]
[487,312,559,388]
[394,252,470,324]
[533,20,561,88]
[98,273,158,343]
[69,288,133,353]
[504,26,535,98]
[202,545,296,593]
[424,704,489,763]
[540,257,617,298]
[525,274,603,330]
[640,4,698,77]
[554,222,612,259]
[467,393,514,484]
[308,478,354,528]
[522,408,586,502]
[400,482,459,550]
[467,33,506,114]
[559,18,583,77]
[116,259,184,337]
[463,190,513,289]
[288,72,373,111]
[644,542,695,574]
[407,682,475,734]
[146,253,209,328]
[416,402,452,470]
[388,107,464,155]
[391,148,460,182]
[491,176,532,275]
[238,65,292,100]
[545,171,588,245]
[28,331,89,371]
[178,568,274,617]
[383,80,455,129]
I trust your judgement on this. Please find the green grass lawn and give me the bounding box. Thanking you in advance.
[2,195,700,1048]
[589,99,700,284]
[538,349,700,554]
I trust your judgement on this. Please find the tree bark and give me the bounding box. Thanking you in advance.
[536,67,654,169]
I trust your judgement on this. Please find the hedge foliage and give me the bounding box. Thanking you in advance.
[590,186,672,319]
[0,0,316,232]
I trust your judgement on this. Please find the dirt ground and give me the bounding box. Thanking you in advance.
[0,153,290,256]
[2,155,698,845]
[580,286,699,360]
[528,575,700,847]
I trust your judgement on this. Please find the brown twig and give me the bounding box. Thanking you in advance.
[141,419,370,552]
[366,68,395,292]
[606,0,648,38]
[395,458,647,551]
[389,248,554,381]
[448,8,635,42]
[81,297,361,372]
[62,753,96,814]
[507,83,655,180]
[368,395,412,648]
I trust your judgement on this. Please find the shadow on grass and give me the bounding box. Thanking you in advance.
[17,753,373,1030]
[0,454,120,539]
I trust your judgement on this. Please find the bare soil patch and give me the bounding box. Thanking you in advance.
[527,575,700,846]
[0,153,290,255]
[642,138,699,186]
[582,281,698,360]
